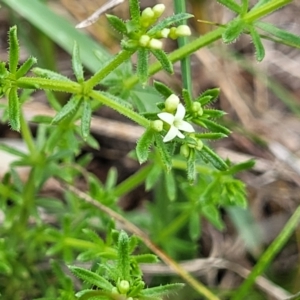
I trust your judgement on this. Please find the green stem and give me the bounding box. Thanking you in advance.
[174,0,192,95]
[85,49,134,90]
[20,109,35,154]
[232,205,300,300]
[114,164,152,197]
[89,90,150,127]
[244,0,292,23]
[18,167,37,229]
[124,27,225,89]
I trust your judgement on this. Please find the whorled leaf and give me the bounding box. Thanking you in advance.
[72,41,84,82]
[199,145,228,171]
[8,26,19,74]
[151,49,173,74]
[81,99,92,140]
[222,18,246,44]
[136,128,153,164]
[153,80,174,98]
[137,48,149,84]
[249,26,265,61]
[8,87,20,131]
[106,14,127,35]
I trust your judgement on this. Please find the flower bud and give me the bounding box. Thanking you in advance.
[180,144,190,158]
[192,102,201,112]
[117,280,130,294]
[168,27,178,40]
[165,94,180,112]
[139,35,150,47]
[175,25,191,37]
[196,139,204,151]
[160,28,170,38]
[151,120,163,132]
[149,38,163,50]
[141,7,155,20]
[152,4,165,18]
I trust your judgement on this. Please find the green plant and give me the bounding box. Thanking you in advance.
[0,0,300,299]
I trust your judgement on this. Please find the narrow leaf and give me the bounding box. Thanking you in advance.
[141,283,184,297]
[216,0,241,13]
[187,149,196,184]
[151,49,173,74]
[182,89,193,109]
[69,266,114,291]
[241,0,249,15]
[223,18,245,44]
[72,41,84,82]
[189,211,200,241]
[16,56,37,79]
[136,128,153,164]
[117,231,130,280]
[129,0,140,22]
[164,170,176,201]
[52,95,82,124]
[81,100,92,140]
[194,132,226,140]
[154,134,172,172]
[194,118,231,135]
[137,48,149,84]
[197,88,220,105]
[8,87,20,131]
[106,14,127,34]
[249,26,265,62]
[202,109,226,118]
[256,21,300,49]
[153,81,174,98]
[145,164,162,191]
[202,205,224,230]
[33,67,72,82]
[8,26,19,74]
[200,145,228,171]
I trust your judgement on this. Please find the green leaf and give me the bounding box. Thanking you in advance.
[133,254,159,264]
[0,143,26,158]
[194,132,227,140]
[216,0,241,13]
[153,81,174,98]
[8,87,20,131]
[32,67,72,82]
[136,128,153,164]
[256,21,300,49]
[202,205,224,230]
[72,41,84,82]
[137,48,149,84]
[69,266,114,291]
[52,95,82,124]
[189,211,201,241]
[154,134,172,172]
[241,0,249,15]
[249,26,265,62]
[129,0,140,22]
[81,100,92,140]
[147,13,193,35]
[164,170,176,201]
[16,56,37,79]
[197,88,220,105]
[141,283,184,297]
[117,231,130,280]
[200,145,228,171]
[106,14,127,35]
[8,26,19,74]
[194,118,231,135]
[105,167,118,190]
[226,159,255,175]
[223,18,245,44]
[187,149,196,184]
[202,109,226,118]
[151,49,173,74]
[182,89,193,109]
[145,164,162,191]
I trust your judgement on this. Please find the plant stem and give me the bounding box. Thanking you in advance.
[85,49,134,90]
[174,0,192,95]
[114,164,152,197]
[244,0,292,23]
[232,205,300,300]
[20,110,35,154]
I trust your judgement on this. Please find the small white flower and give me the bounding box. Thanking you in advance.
[158,103,195,142]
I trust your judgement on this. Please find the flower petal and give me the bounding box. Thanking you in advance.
[176,130,185,139]
[163,126,178,142]
[177,120,195,133]
[174,103,185,120]
[157,112,174,125]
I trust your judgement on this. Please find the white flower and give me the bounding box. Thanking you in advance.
[158,103,195,142]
